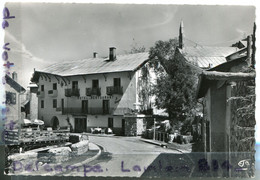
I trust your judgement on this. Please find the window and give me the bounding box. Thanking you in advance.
[72,81,78,89]
[92,79,99,88]
[5,91,16,105]
[41,100,44,108]
[114,78,121,87]
[41,85,44,91]
[61,99,64,112]
[53,99,57,108]
[103,100,109,114]
[82,100,88,113]
[53,83,57,90]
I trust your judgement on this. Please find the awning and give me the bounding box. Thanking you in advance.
[32,119,44,125]
[23,119,32,125]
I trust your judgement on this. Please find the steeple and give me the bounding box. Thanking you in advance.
[179,21,184,49]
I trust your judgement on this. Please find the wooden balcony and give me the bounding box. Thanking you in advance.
[106,86,123,95]
[37,91,45,98]
[48,90,58,97]
[65,88,80,97]
[86,87,101,96]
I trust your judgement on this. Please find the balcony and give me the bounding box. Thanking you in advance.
[106,86,123,95]
[62,107,112,115]
[89,107,112,115]
[62,108,83,115]
[48,90,58,97]
[65,88,80,97]
[86,87,101,96]
[37,91,45,98]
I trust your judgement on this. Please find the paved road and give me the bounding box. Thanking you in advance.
[67,136,188,177]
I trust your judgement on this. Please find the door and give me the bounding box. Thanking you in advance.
[114,78,121,87]
[92,79,99,88]
[108,118,113,129]
[75,118,87,133]
[72,81,78,89]
[82,100,88,113]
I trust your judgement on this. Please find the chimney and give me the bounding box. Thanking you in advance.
[93,52,98,58]
[109,47,116,61]
[179,21,184,49]
[247,35,252,66]
[12,71,17,82]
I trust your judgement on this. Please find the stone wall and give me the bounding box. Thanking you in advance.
[71,140,89,155]
[230,80,255,177]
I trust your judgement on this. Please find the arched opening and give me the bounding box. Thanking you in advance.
[51,116,59,130]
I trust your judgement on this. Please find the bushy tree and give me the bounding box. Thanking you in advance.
[149,38,199,122]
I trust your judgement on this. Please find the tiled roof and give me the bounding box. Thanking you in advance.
[178,46,239,68]
[37,52,149,76]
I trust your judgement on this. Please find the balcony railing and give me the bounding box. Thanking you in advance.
[62,108,83,115]
[62,107,113,115]
[86,87,101,96]
[37,91,45,98]
[106,86,123,95]
[48,90,58,97]
[65,88,80,97]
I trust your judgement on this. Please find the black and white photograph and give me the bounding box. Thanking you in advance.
[0,1,258,178]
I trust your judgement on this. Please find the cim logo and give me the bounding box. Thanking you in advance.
[237,159,250,171]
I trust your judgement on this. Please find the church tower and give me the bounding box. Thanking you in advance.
[179,21,184,49]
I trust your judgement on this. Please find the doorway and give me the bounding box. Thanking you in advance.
[51,116,59,130]
[108,117,113,129]
[122,119,125,136]
[75,118,87,133]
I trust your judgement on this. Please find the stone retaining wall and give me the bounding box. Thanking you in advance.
[71,140,89,155]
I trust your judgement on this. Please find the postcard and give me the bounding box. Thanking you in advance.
[1,1,257,178]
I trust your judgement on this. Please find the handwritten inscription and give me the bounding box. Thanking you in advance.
[1,7,15,144]
[9,158,251,176]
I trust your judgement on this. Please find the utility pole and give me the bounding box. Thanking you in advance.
[252,22,256,68]
[153,117,156,140]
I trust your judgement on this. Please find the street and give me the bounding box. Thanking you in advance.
[65,136,194,177]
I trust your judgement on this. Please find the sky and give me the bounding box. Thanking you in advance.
[3,3,256,87]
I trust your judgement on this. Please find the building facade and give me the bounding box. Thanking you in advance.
[4,72,26,131]
[31,48,155,135]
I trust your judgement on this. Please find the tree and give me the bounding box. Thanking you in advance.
[149,38,199,122]
[129,39,146,54]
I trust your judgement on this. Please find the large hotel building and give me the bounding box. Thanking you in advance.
[31,48,156,135]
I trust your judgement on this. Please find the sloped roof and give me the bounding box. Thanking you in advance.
[36,52,149,76]
[178,46,239,68]
[5,75,26,93]
[197,71,255,99]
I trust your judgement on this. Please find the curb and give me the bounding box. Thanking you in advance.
[93,142,107,152]
[72,142,102,167]
[139,138,168,148]
[87,133,115,137]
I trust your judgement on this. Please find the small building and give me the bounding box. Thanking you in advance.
[31,48,157,135]
[196,33,255,177]
[4,72,26,130]
[26,83,39,121]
